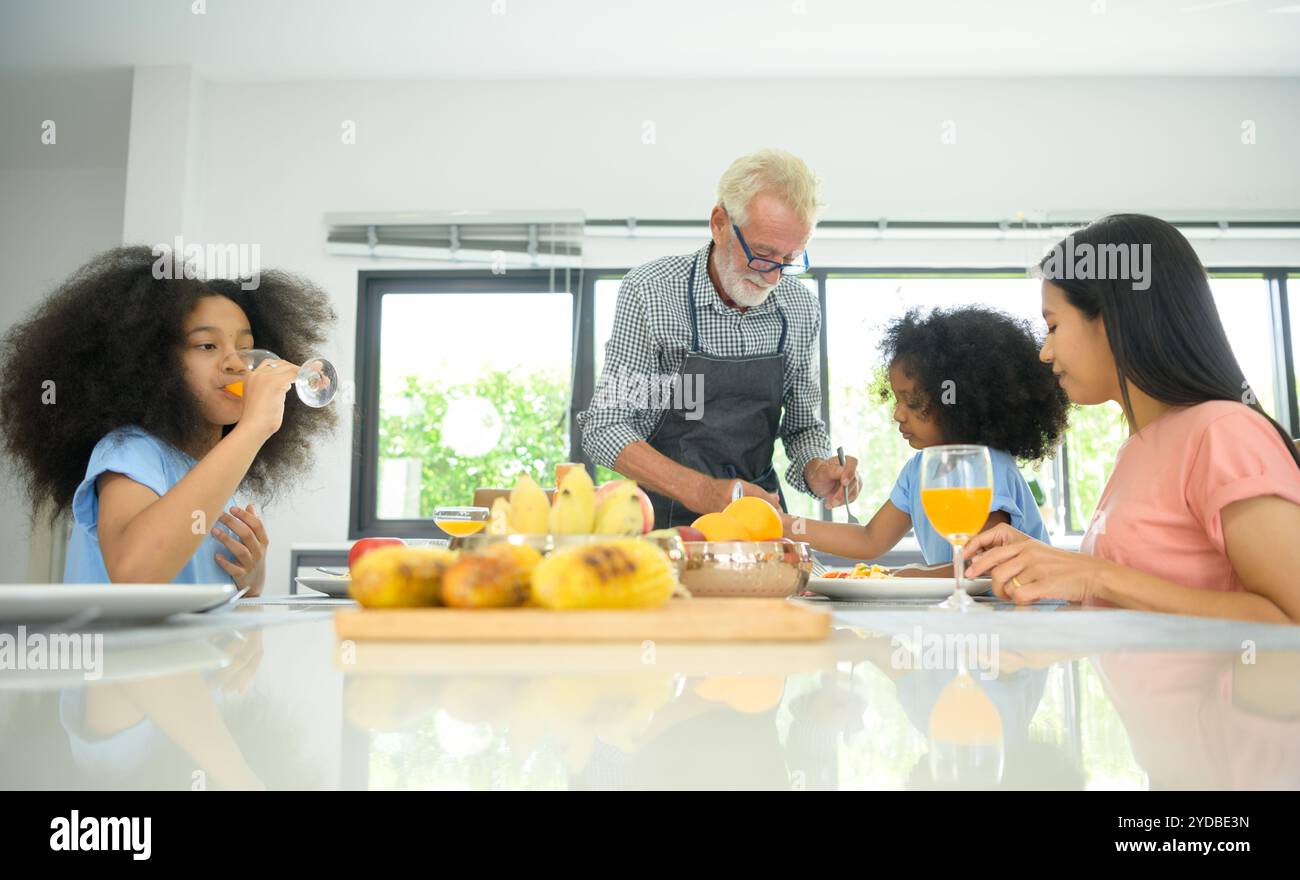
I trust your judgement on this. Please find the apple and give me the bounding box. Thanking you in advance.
[675,526,707,543]
[595,480,655,534]
[348,537,405,571]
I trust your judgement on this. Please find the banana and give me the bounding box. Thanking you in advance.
[487,497,512,535]
[593,480,646,536]
[548,465,596,535]
[531,539,677,609]
[507,472,550,535]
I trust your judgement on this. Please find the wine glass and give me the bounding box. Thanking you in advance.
[433,506,490,539]
[223,348,338,408]
[919,444,993,611]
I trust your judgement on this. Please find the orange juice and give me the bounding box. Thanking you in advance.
[435,519,486,537]
[921,487,992,541]
[928,674,1003,744]
[223,381,244,398]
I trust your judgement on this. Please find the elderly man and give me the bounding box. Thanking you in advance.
[578,148,861,529]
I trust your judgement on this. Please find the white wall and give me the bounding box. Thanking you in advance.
[0,71,132,582]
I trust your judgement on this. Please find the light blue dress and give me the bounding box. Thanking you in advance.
[889,448,1051,565]
[63,426,242,584]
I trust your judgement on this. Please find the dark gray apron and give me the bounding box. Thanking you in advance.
[644,253,789,529]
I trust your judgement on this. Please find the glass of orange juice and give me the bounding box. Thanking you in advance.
[433,506,489,538]
[920,444,993,611]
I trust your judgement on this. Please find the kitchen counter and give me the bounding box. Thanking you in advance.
[2,599,1297,790]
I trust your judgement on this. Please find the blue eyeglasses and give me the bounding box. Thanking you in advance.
[731,222,810,276]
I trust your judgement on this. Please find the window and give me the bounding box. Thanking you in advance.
[351,272,577,537]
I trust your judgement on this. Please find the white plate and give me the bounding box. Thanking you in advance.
[295,575,352,598]
[0,583,236,622]
[807,576,993,601]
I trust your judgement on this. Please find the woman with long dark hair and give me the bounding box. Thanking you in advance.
[965,214,1300,623]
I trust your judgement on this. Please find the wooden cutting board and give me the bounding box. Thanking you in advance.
[334,597,829,642]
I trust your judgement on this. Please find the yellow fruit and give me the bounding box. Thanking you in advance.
[724,496,784,541]
[487,497,511,535]
[507,473,550,534]
[592,481,647,535]
[442,555,530,608]
[691,511,750,542]
[549,466,596,535]
[531,539,677,609]
[348,546,458,608]
[482,541,543,579]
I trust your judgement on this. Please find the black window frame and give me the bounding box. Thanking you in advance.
[349,268,589,538]
[351,265,1300,539]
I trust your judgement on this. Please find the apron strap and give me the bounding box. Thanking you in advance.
[687,259,700,352]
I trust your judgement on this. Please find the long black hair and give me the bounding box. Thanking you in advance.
[1038,213,1300,469]
[0,245,338,520]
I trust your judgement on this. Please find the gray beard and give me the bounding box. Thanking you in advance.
[717,257,777,307]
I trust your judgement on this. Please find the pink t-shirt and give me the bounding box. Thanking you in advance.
[1079,401,1300,594]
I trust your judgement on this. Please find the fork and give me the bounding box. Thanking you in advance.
[836,446,859,525]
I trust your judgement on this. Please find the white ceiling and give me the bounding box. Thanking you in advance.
[2,0,1299,80]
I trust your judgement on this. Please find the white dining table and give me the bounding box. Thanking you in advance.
[2,596,1298,791]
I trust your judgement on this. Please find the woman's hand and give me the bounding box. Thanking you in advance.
[238,359,300,439]
[212,504,268,596]
[963,522,1112,605]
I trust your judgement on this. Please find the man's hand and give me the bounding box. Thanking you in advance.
[804,455,861,508]
[697,477,782,514]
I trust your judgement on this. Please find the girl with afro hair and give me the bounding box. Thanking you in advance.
[0,246,337,594]
[786,304,1069,575]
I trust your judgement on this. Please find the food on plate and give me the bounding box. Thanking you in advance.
[530,539,677,609]
[548,465,597,535]
[347,536,406,571]
[348,546,458,608]
[822,563,893,580]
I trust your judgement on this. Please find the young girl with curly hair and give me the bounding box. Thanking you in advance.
[786,305,1070,575]
[0,246,337,594]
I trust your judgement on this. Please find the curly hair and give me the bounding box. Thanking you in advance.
[877,305,1069,462]
[0,245,338,520]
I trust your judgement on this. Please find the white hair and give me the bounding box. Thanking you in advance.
[716,148,823,228]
